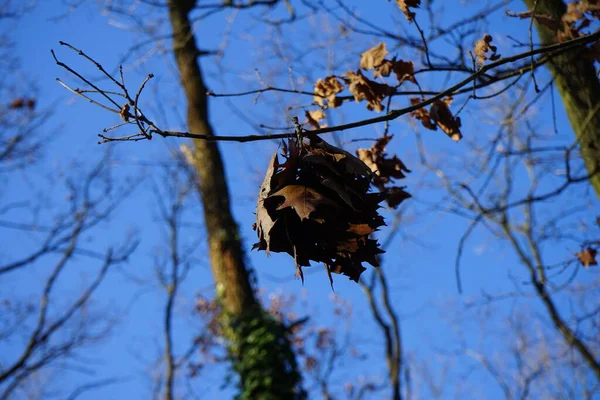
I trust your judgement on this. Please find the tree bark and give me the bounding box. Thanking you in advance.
[166,1,304,398]
[524,0,600,199]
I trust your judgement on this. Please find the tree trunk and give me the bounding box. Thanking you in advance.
[167,1,305,398]
[524,0,600,199]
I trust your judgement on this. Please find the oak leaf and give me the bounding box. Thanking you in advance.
[271,185,337,221]
[342,70,395,112]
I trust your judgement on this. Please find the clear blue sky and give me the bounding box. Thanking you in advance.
[2,0,598,399]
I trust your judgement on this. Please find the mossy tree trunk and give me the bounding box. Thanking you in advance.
[167,1,305,398]
[524,0,600,199]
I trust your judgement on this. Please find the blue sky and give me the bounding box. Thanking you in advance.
[2,0,599,399]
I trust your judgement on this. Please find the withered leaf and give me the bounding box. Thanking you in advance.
[314,76,344,108]
[253,153,280,254]
[342,70,395,112]
[360,42,389,70]
[474,34,501,64]
[357,135,411,189]
[385,186,412,209]
[373,60,394,79]
[253,135,399,286]
[347,223,377,236]
[409,98,437,131]
[272,185,337,221]
[577,247,598,268]
[430,99,463,142]
[305,109,326,130]
[392,60,416,84]
[396,0,420,22]
[373,58,416,86]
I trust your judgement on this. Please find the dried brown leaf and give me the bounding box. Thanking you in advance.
[396,0,420,22]
[392,60,416,84]
[272,185,337,221]
[373,59,394,79]
[430,99,463,142]
[305,109,326,130]
[342,70,395,112]
[314,76,344,108]
[409,98,436,130]
[253,153,280,254]
[577,247,598,267]
[360,42,389,70]
[474,34,501,64]
[385,186,412,208]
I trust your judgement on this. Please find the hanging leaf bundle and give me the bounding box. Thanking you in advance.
[252,135,410,285]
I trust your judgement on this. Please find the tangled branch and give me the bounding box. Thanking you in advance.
[52,29,600,144]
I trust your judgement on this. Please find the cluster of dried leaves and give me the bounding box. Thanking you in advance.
[253,136,410,285]
[311,42,463,142]
[313,42,415,114]
[508,1,600,42]
[356,135,411,208]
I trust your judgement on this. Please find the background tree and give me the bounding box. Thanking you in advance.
[2,0,599,399]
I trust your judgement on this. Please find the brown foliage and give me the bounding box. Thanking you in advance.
[409,97,462,141]
[253,137,394,284]
[357,135,411,208]
[577,247,598,267]
[395,0,421,22]
[314,76,344,108]
[342,70,395,112]
[474,34,501,64]
[360,42,389,70]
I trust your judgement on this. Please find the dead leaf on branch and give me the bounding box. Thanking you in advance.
[576,247,598,267]
[314,76,344,108]
[474,34,501,65]
[253,134,401,284]
[430,98,463,142]
[409,98,436,131]
[360,42,389,71]
[373,58,416,86]
[396,0,420,22]
[357,135,412,209]
[305,109,326,130]
[409,97,463,142]
[342,70,395,112]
